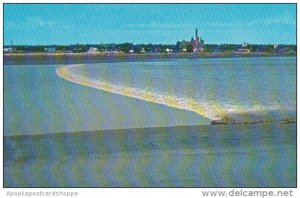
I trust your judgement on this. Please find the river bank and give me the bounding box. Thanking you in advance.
[4,123,296,187]
[4,52,296,65]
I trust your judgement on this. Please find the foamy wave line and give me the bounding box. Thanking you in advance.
[56,65,228,120]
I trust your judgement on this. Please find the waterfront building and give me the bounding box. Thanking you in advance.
[44,46,56,53]
[191,29,204,52]
[88,47,98,53]
[233,48,251,54]
[4,47,13,53]
[164,48,173,54]
[4,41,14,53]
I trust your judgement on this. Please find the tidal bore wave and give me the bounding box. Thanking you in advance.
[56,65,227,121]
[56,65,295,124]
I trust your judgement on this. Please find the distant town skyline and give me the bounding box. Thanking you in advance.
[4,4,296,46]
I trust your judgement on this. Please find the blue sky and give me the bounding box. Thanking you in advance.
[4,4,296,45]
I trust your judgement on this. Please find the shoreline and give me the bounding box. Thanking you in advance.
[4,122,296,187]
[4,51,296,57]
[4,120,296,138]
[4,52,296,65]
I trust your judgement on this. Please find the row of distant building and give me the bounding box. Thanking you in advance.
[4,29,204,54]
[4,29,295,55]
[4,44,295,55]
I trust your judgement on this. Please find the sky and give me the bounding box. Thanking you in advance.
[4,4,296,45]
